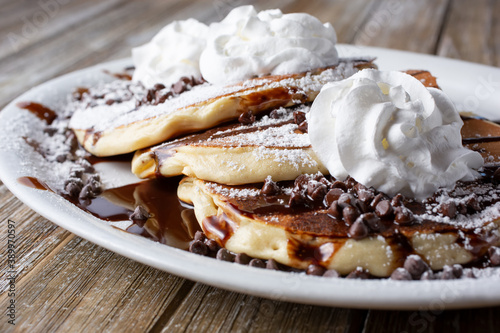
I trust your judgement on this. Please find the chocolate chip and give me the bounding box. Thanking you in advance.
[135,99,142,108]
[79,184,95,200]
[55,154,67,163]
[307,182,327,202]
[391,193,404,207]
[464,270,476,279]
[357,189,375,204]
[338,193,355,208]
[488,246,500,266]
[323,269,339,278]
[69,167,84,179]
[235,253,252,265]
[360,213,381,232]
[130,206,150,223]
[452,264,463,278]
[327,201,342,219]
[297,120,308,133]
[390,268,412,280]
[153,83,166,91]
[216,248,235,262]
[269,109,280,119]
[146,89,155,102]
[105,99,115,105]
[331,181,348,192]
[349,217,369,239]
[294,174,310,187]
[375,200,393,218]
[343,206,360,225]
[205,239,220,253]
[370,193,385,210]
[238,110,255,125]
[345,177,358,189]
[155,90,172,104]
[420,270,435,280]
[193,231,206,242]
[403,255,429,279]
[249,259,266,268]
[180,76,193,85]
[439,201,457,218]
[306,264,325,276]
[289,188,306,207]
[189,240,208,256]
[262,177,280,195]
[466,196,481,212]
[266,259,280,270]
[346,267,370,279]
[77,159,94,173]
[293,111,306,125]
[43,126,58,136]
[440,265,457,280]
[172,80,185,94]
[324,188,344,206]
[394,206,414,225]
[65,178,83,197]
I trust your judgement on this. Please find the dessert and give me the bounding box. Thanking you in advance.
[10,6,500,281]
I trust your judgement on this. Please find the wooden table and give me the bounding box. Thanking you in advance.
[1,0,499,332]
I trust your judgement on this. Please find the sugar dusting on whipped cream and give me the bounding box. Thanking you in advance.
[132,5,339,87]
[308,69,484,200]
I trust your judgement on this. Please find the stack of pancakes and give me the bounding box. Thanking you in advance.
[70,61,500,278]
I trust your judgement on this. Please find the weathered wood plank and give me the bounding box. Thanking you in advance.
[437,0,499,66]
[0,236,193,333]
[160,283,367,333]
[353,0,450,54]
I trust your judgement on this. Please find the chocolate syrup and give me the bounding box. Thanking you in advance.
[17,176,52,191]
[103,69,132,81]
[16,101,57,125]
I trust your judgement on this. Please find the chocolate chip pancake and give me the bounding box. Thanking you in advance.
[177,117,500,277]
[131,70,439,185]
[69,59,375,157]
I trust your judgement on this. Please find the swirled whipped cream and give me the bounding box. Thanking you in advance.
[308,69,484,200]
[199,5,339,85]
[132,19,209,88]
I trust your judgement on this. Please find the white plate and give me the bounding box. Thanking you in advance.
[1,45,500,310]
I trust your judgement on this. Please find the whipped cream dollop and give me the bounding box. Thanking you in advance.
[199,5,339,85]
[308,69,484,200]
[132,19,209,88]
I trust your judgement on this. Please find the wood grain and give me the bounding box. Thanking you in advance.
[0,0,499,332]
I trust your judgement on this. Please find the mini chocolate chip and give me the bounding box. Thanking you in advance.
[464,270,476,279]
[262,177,280,195]
[180,76,193,85]
[130,206,150,223]
[294,174,310,187]
[269,109,280,119]
[153,83,166,90]
[205,239,220,253]
[345,177,357,189]
[349,217,369,239]
[78,159,94,173]
[307,182,327,202]
[146,89,155,102]
[105,99,115,105]
[306,264,325,276]
[420,270,435,280]
[391,193,404,207]
[452,264,463,278]
[235,253,252,265]
[390,268,412,280]
[323,269,339,278]
[370,193,385,210]
[135,99,143,108]
[172,80,185,94]
[249,259,266,268]
[343,206,360,225]
[297,120,308,133]
[361,213,381,232]
[466,196,481,212]
[324,188,344,206]
[354,199,370,214]
[439,202,457,218]
[55,154,67,163]
[403,255,429,279]
[357,189,375,204]
[488,247,500,266]
[440,265,457,280]
[238,110,255,124]
[331,181,348,191]
[65,180,83,197]
[327,201,342,219]
[216,248,235,262]
[43,126,58,136]
[457,203,468,215]
[346,267,369,279]
[194,231,206,242]
[79,184,95,200]
[375,200,393,218]
[338,193,355,208]
[189,240,208,256]
[394,207,414,225]
[289,190,306,207]
[293,111,306,125]
[69,167,84,179]
[266,259,280,270]
[155,90,172,104]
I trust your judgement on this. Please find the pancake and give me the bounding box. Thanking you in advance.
[131,70,440,185]
[177,117,500,277]
[69,59,375,157]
